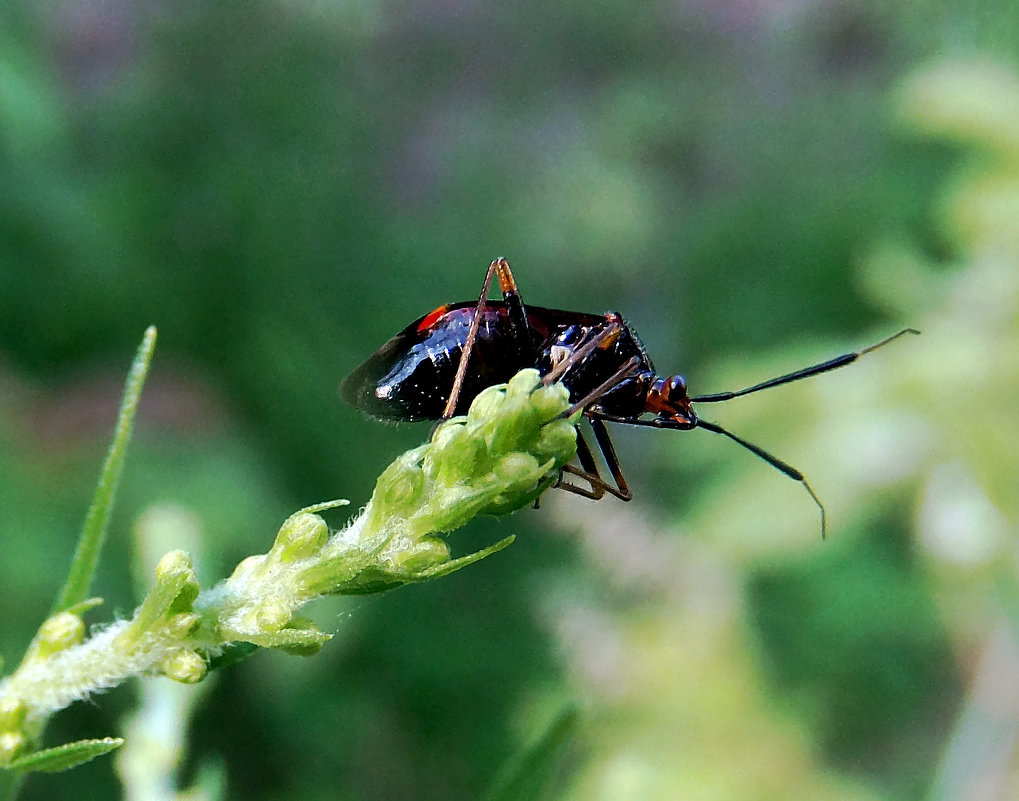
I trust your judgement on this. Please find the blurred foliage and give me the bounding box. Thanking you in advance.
[2,0,1019,799]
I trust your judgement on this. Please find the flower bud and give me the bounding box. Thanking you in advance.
[274,512,329,562]
[155,550,194,583]
[254,600,292,633]
[229,554,265,582]
[153,550,200,613]
[529,380,571,422]
[0,730,27,764]
[35,612,86,658]
[535,418,577,461]
[160,649,208,684]
[0,697,26,731]
[374,450,426,515]
[492,452,542,492]
[426,425,483,489]
[164,612,201,639]
[391,537,450,572]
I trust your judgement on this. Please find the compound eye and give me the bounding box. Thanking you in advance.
[666,374,688,400]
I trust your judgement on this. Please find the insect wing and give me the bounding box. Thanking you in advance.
[340,301,614,422]
[340,302,510,421]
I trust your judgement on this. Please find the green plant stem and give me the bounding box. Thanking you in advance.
[1,366,578,790]
[52,327,157,614]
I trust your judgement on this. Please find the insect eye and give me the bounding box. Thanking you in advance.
[666,374,688,399]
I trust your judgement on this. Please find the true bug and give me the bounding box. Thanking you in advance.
[340,258,917,535]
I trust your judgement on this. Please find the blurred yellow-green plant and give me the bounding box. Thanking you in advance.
[530,58,1019,801]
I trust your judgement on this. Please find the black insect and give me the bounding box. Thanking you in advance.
[341,258,917,535]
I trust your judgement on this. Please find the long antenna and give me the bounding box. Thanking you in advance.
[691,328,919,404]
[696,418,826,538]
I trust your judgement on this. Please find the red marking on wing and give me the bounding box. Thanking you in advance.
[416,304,451,333]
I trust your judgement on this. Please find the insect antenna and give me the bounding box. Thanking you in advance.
[695,418,827,538]
[690,328,919,404]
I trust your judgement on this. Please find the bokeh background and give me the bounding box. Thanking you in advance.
[2,1,1018,799]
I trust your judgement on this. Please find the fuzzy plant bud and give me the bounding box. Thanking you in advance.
[384,536,451,573]
[149,551,199,616]
[0,730,27,764]
[372,447,428,518]
[271,512,330,562]
[117,552,200,651]
[163,613,201,640]
[159,650,207,684]
[29,612,86,661]
[0,697,26,731]
[362,368,576,542]
[253,600,292,633]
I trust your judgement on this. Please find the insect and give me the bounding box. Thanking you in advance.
[340,258,917,535]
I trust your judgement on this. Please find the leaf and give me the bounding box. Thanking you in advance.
[333,536,517,596]
[6,738,124,773]
[414,536,516,581]
[63,597,104,616]
[481,706,580,801]
[53,327,157,613]
[235,627,332,655]
[206,642,260,672]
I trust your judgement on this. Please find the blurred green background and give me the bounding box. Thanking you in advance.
[2,1,1018,799]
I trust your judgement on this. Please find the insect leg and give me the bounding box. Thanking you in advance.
[560,356,641,418]
[554,428,607,500]
[541,321,625,386]
[442,258,531,419]
[691,328,919,403]
[588,416,632,500]
[554,421,632,501]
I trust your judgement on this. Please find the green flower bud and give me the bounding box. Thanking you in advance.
[253,600,292,633]
[426,422,486,490]
[374,448,427,515]
[0,730,27,764]
[273,512,329,562]
[389,536,450,572]
[465,382,509,423]
[35,612,86,658]
[535,417,577,461]
[480,385,535,454]
[229,554,265,583]
[0,697,26,731]
[492,452,542,491]
[154,550,200,614]
[124,551,199,642]
[272,622,330,657]
[163,612,201,639]
[529,380,572,422]
[430,416,468,449]
[160,650,208,684]
[155,550,193,583]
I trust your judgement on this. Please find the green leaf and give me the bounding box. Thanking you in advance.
[6,738,124,773]
[334,536,516,595]
[63,598,104,617]
[481,706,580,801]
[206,642,259,672]
[413,536,517,581]
[235,627,332,656]
[53,327,157,614]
